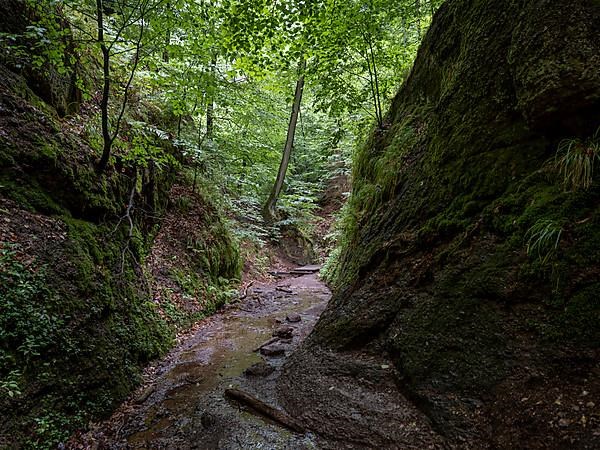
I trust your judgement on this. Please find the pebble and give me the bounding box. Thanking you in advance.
[200,412,216,428]
[286,313,302,323]
[558,418,571,428]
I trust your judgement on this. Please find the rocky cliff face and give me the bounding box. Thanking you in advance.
[280,0,600,447]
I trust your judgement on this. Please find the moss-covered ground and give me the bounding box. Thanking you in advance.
[0,67,241,448]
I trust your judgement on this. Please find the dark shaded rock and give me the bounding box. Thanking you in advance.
[278,223,316,265]
[200,412,217,429]
[273,326,294,339]
[244,361,275,377]
[508,0,600,135]
[285,313,301,323]
[281,0,600,448]
[260,343,286,357]
[279,348,446,448]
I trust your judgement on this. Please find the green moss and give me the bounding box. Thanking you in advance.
[0,56,205,448]
[389,296,508,392]
[0,176,67,215]
[318,0,600,433]
[185,202,241,282]
[9,217,174,444]
[0,207,176,448]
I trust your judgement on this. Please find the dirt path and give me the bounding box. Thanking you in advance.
[71,270,330,449]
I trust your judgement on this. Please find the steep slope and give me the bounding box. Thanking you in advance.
[0,63,175,447]
[0,27,240,450]
[280,0,600,447]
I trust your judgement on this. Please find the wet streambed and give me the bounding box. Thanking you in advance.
[75,272,330,449]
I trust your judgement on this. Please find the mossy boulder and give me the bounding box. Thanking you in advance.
[281,0,600,447]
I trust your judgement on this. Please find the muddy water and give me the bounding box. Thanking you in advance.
[82,272,330,449]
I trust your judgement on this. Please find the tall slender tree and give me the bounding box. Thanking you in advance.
[263,60,306,222]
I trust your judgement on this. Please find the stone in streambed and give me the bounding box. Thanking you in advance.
[244,361,275,377]
[260,343,287,356]
[273,326,294,339]
[200,411,217,428]
[286,313,301,323]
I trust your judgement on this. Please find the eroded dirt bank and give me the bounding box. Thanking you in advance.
[70,271,331,449]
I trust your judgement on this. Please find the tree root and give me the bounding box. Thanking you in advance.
[224,388,305,433]
[239,280,255,300]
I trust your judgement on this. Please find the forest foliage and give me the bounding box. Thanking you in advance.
[1,0,440,237]
[5,0,598,448]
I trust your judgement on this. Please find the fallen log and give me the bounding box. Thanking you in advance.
[133,385,155,404]
[289,265,321,275]
[268,270,292,276]
[224,388,305,433]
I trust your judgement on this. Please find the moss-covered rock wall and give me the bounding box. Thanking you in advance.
[0,60,239,448]
[0,57,175,446]
[281,0,600,447]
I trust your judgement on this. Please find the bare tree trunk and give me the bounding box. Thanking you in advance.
[262,60,306,222]
[206,57,217,140]
[416,0,422,39]
[163,3,171,62]
[97,0,146,174]
[193,114,205,194]
[367,36,383,128]
[163,29,171,62]
[206,100,214,139]
[361,30,383,128]
[97,0,112,173]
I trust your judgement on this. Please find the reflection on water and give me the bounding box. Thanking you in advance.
[126,278,329,447]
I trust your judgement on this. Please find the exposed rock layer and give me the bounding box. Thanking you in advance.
[280,0,600,447]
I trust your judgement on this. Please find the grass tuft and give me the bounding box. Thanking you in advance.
[525,218,563,265]
[554,128,600,191]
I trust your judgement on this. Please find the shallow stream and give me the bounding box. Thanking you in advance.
[77,271,330,449]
